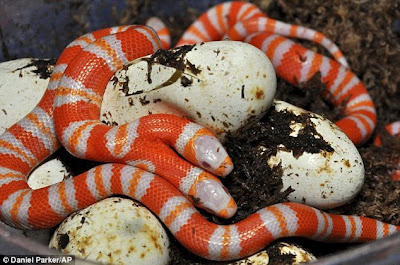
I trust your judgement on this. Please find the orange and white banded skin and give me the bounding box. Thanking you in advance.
[0,3,396,262]
[113,168,399,260]
[0,25,237,230]
[146,17,171,49]
[177,1,348,66]
[176,1,376,145]
[374,121,400,181]
[52,26,236,219]
[245,32,376,145]
[226,16,349,67]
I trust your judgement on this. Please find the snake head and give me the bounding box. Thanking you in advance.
[189,173,237,219]
[191,134,234,177]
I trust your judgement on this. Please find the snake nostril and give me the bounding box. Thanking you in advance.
[202,161,211,168]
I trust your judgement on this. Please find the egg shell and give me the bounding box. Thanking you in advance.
[101,40,276,141]
[274,242,316,264]
[231,242,316,265]
[49,197,170,265]
[0,58,72,191]
[0,58,68,243]
[0,58,51,134]
[27,159,70,189]
[267,100,364,209]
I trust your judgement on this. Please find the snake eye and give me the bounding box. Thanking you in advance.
[194,135,233,176]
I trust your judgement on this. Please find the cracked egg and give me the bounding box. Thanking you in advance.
[101,41,277,141]
[263,100,365,209]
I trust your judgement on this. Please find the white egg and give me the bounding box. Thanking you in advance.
[0,58,67,243]
[101,40,277,141]
[266,100,364,209]
[231,242,316,265]
[1,60,171,264]
[275,242,316,264]
[49,197,170,265]
[27,159,70,190]
[0,58,71,191]
[0,58,51,134]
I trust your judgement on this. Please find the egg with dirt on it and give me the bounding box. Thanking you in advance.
[261,100,365,210]
[49,197,170,265]
[232,241,316,265]
[101,40,277,141]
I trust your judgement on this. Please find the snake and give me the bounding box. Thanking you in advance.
[175,1,377,146]
[0,1,398,262]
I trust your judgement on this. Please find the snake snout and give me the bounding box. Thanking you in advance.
[193,178,237,219]
[194,135,233,177]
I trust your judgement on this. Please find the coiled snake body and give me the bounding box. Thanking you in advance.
[0,1,398,261]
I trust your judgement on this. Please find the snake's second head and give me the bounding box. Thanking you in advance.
[189,174,237,219]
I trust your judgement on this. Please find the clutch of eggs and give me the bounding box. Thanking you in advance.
[0,39,366,264]
[0,41,363,214]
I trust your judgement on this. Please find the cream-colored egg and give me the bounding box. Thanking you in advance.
[231,242,316,265]
[27,159,70,189]
[0,58,51,134]
[0,58,67,243]
[276,242,316,264]
[49,197,170,265]
[101,40,276,141]
[266,100,364,209]
[0,58,70,191]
